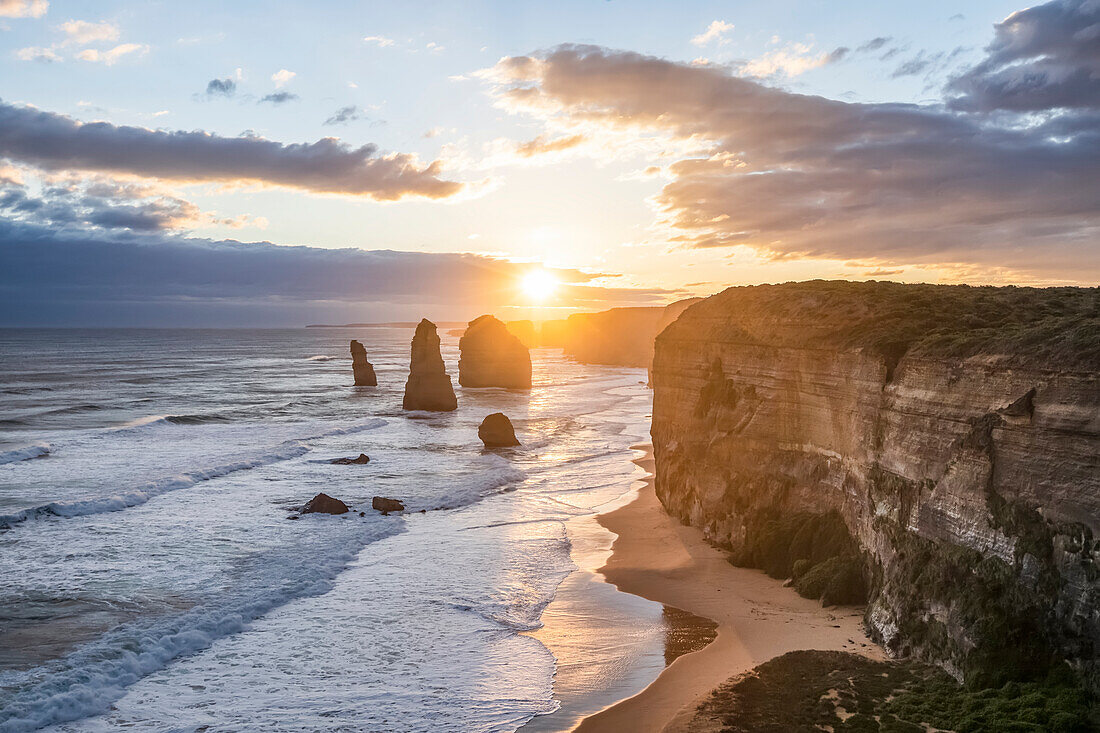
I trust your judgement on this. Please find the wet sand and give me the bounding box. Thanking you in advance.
[573,445,882,733]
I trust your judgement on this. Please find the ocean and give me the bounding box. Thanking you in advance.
[0,327,668,732]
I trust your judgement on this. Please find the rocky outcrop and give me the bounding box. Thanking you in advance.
[350,340,377,386]
[478,412,520,447]
[302,493,350,515]
[402,319,457,411]
[458,315,532,389]
[372,496,405,513]
[330,453,370,465]
[650,281,1100,690]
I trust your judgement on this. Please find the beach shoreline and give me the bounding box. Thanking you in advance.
[571,444,883,733]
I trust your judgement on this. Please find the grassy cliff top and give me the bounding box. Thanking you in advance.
[663,280,1100,369]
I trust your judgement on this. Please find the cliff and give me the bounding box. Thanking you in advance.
[458,315,532,389]
[536,298,703,368]
[402,319,457,411]
[650,281,1100,689]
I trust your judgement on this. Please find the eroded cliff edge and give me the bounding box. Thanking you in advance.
[650,281,1100,690]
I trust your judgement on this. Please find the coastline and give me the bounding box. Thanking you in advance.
[573,444,883,733]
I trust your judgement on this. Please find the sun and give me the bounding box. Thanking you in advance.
[521,270,559,302]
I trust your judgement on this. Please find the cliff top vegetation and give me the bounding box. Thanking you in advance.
[662,281,1099,369]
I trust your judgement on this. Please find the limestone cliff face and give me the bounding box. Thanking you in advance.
[650,281,1100,688]
[458,315,532,389]
[402,319,457,411]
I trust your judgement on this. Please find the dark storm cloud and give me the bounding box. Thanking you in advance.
[0,99,462,200]
[486,36,1100,281]
[0,220,676,326]
[204,78,236,97]
[949,0,1100,112]
[258,92,299,105]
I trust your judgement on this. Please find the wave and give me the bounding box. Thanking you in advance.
[110,412,235,431]
[0,443,50,465]
[0,518,404,733]
[306,355,339,361]
[0,419,387,529]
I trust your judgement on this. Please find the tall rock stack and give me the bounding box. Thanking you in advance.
[458,315,532,389]
[350,340,377,386]
[402,319,458,411]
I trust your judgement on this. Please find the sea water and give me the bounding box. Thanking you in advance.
[0,328,658,732]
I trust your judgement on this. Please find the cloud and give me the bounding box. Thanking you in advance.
[324,105,362,125]
[15,45,60,62]
[0,170,268,234]
[58,19,119,46]
[0,219,668,325]
[482,42,1100,282]
[0,99,463,200]
[857,37,891,53]
[514,133,585,157]
[691,20,734,47]
[271,68,295,88]
[204,77,236,97]
[76,42,148,65]
[258,92,298,105]
[738,41,843,78]
[0,0,47,18]
[949,0,1100,112]
[363,35,395,47]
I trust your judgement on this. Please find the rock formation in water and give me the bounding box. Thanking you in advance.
[478,412,520,447]
[301,492,350,515]
[458,315,532,389]
[350,340,377,386]
[372,496,405,513]
[650,281,1100,691]
[330,453,370,465]
[402,319,458,411]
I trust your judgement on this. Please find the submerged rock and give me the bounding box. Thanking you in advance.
[478,412,520,447]
[402,319,457,411]
[330,453,370,465]
[301,492,349,515]
[350,340,377,386]
[372,496,405,513]
[458,315,532,389]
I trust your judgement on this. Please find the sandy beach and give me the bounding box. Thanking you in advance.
[573,445,883,733]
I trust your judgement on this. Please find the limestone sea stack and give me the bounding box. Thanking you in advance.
[458,315,532,389]
[350,340,377,386]
[478,412,520,447]
[402,319,458,411]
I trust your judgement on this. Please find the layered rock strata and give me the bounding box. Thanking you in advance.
[458,315,532,388]
[402,319,457,412]
[650,281,1100,690]
[350,340,377,386]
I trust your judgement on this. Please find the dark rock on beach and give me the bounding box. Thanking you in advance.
[331,453,370,464]
[301,492,350,515]
[350,340,377,386]
[478,412,520,447]
[372,496,405,513]
[402,319,457,411]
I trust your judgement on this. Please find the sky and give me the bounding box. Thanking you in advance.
[1,0,1098,326]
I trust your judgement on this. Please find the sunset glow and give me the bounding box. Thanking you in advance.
[521,270,559,302]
